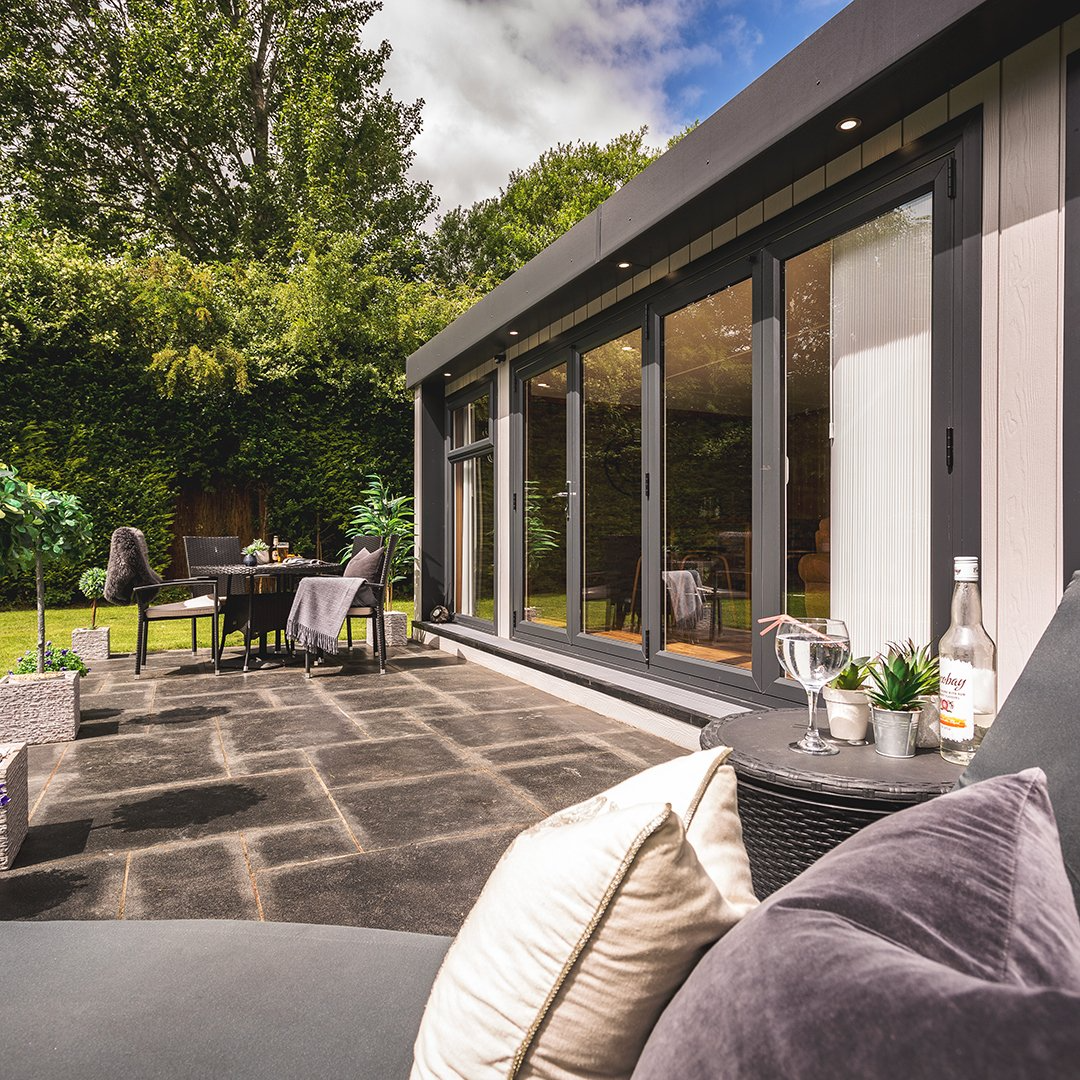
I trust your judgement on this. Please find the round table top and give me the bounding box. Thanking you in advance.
[191,559,344,577]
[701,709,965,802]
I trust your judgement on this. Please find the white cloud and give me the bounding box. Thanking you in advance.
[364,0,722,216]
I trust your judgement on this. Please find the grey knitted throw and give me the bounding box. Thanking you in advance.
[286,576,367,655]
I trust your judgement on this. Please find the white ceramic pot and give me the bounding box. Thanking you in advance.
[871,706,919,758]
[256,549,271,564]
[823,686,871,742]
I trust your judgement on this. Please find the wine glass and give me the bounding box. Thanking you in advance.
[776,618,851,756]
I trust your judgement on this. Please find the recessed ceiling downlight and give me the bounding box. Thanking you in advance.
[837,117,861,132]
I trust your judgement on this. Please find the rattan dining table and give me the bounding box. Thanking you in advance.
[189,558,345,672]
[700,710,964,897]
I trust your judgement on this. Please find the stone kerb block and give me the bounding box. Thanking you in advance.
[0,669,81,744]
[0,742,29,870]
[72,625,111,660]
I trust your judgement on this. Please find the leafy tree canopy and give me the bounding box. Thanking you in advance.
[427,128,663,291]
[0,0,434,262]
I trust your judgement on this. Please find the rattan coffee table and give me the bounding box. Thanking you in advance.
[700,710,965,898]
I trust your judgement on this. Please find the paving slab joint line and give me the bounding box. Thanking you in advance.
[238,831,266,921]
[28,744,68,821]
[214,717,233,777]
[305,676,374,737]
[117,853,132,919]
[301,749,366,853]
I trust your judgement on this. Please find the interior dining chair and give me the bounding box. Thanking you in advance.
[104,527,220,676]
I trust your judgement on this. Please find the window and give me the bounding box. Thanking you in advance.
[448,385,495,625]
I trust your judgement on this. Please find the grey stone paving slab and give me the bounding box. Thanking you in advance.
[603,727,692,767]
[25,743,65,805]
[123,836,260,920]
[497,750,648,814]
[217,707,365,756]
[256,826,521,935]
[411,665,520,692]
[324,684,437,712]
[333,770,540,848]
[429,706,624,748]
[349,711,436,741]
[28,770,335,856]
[42,727,228,802]
[473,734,610,766]
[443,686,567,712]
[243,818,360,870]
[307,735,471,788]
[0,853,125,920]
[228,749,313,775]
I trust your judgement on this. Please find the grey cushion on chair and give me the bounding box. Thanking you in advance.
[632,770,1080,1080]
[104,526,162,604]
[0,920,451,1080]
[344,545,384,580]
[957,570,1080,909]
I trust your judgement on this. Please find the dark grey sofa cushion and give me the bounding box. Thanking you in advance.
[0,920,450,1080]
[958,570,1080,908]
[632,770,1080,1080]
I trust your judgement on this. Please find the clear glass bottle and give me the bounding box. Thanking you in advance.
[939,556,997,764]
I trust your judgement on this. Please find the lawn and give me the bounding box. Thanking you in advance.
[0,601,415,672]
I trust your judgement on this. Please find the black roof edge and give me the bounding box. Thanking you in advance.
[407,0,1079,388]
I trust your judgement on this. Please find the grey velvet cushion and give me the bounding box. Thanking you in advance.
[344,544,384,580]
[632,770,1080,1080]
[0,920,451,1080]
[958,570,1080,907]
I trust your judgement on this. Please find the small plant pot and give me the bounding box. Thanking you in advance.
[242,554,258,567]
[871,707,920,758]
[0,670,81,745]
[256,550,271,564]
[0,742,29,870]
[72,625,110,661]
[823,687,871,742]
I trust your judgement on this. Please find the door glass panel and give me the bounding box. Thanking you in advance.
[522,365,567,628]
[662,279,754,668]
[451,393,489,448]
[452,452,494,621]
[785,192,933,657]
[581,331,642,644]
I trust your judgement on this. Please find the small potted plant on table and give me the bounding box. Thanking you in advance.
[0,463,92,745]
[242,539,270,566]
[72,567,110,659]
[866,641,940,758]
[823,657,872,744]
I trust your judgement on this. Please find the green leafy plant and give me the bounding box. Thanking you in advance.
[829,656,872,691]
[866,640,939,712]
[0,464,92,674]
[10,643,89,678]
[341,475,414,604]
[242,539,269,556]
[524,480,561,573]
[78,567,107,629]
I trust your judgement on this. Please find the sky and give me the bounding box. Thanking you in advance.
[364,0,852,217]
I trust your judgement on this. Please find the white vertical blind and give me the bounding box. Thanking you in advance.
[831,193,933,656]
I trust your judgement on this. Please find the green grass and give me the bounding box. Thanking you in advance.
[0,602,416,672]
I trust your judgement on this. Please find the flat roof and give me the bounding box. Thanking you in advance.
[407,0,1078,388]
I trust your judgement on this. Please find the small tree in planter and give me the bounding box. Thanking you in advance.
[73,567,111,660]
[0,464,92,744]
[342,475,413,646]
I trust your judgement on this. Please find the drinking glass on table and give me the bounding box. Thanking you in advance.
[775,618,851,756]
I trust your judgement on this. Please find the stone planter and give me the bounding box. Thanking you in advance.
[72,625,110,661]
[369,610,409,648]
[0,669,80,745]
[0,742,28,870]
[871,706,919,758]
[823,686,871,743]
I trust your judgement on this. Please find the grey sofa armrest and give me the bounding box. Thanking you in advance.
[0,920,451,1080]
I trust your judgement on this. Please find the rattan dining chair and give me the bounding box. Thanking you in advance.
[344,534,398,674]
[182,536,242,655]
[104,527,220,676]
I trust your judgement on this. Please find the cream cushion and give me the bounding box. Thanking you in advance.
[411,746,756,1080]
[145,595,217,619]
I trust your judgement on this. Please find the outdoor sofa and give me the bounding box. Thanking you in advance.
[4,578,1080,1078]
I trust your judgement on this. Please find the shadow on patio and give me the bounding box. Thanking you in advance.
[1,644,684,932]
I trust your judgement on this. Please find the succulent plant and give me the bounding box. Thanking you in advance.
[866,640,939,711]
[829,656,872,691]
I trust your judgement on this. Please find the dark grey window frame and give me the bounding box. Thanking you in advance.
[445,377,497,631]
[505,111,982,705]
[1064,49,1080,586]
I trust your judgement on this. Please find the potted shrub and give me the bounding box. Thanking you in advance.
[72,566,110,659]
[242,539,270,565]
[865,641,940,758]
[822,657,872,744]
[0,463,92,744]
[342,475,413,647]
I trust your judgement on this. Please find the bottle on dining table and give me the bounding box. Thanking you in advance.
[271,535,280,563]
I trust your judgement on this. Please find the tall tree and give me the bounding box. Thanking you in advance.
[0,0,434,261]
[427,128,663,291]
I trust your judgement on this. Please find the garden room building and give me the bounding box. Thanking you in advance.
[408,0,1080,723]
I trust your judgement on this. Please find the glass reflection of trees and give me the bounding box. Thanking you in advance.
[663,279,753,668]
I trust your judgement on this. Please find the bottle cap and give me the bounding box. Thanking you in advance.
[954,556,979,582]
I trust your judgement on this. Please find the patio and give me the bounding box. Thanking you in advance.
[0,645,684,931]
